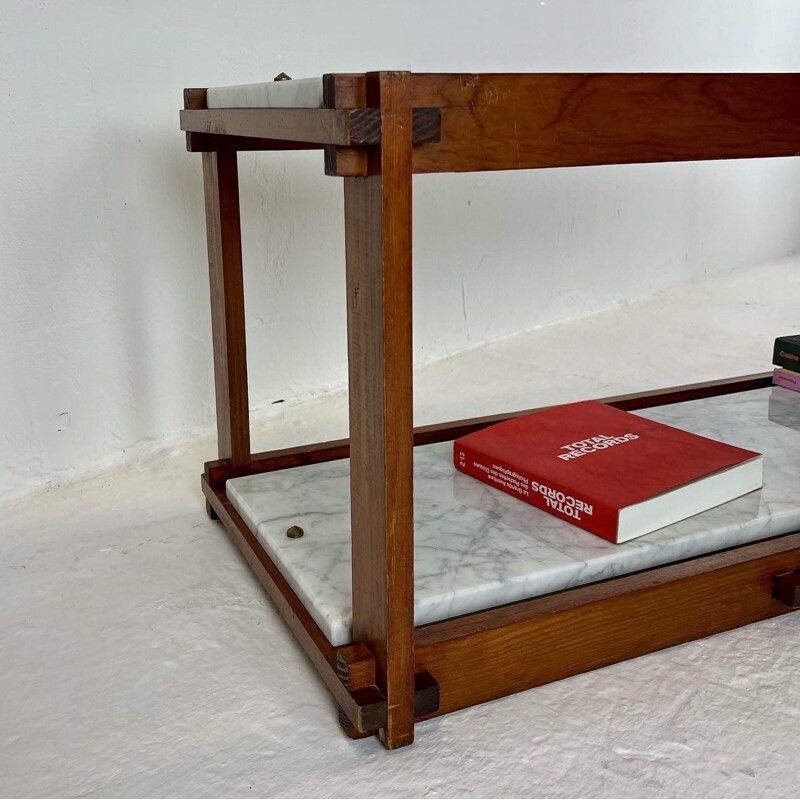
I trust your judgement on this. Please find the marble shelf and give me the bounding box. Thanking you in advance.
[206,78,324,109]
[227,386,800,646]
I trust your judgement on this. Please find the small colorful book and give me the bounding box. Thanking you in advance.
[454,400,762,544]
[773,367,800,393]
[773,335,800,372]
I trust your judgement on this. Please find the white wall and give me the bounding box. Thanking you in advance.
[2,0,800,503]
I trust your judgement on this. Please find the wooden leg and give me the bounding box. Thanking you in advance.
[344,71,416,749]
[202,149,251,472]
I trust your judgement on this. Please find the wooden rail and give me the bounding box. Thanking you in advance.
[415,532,800,718]
[180,107,441,146]
[203,373,773,488]
[409,73,800,173]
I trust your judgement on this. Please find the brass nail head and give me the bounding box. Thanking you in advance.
[286,525,304,539]
[273,72,292,82]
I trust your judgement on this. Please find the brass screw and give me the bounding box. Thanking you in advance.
[273,72,292,82]
[286,525,304,539]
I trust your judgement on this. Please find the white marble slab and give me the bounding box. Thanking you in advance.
[206,78,324,109]
[227,386,800,646]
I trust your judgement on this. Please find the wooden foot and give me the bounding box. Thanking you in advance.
[337,705,374,740]
[205,499,219,520]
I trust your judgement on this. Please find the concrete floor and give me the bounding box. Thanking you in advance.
[2,257,800,798]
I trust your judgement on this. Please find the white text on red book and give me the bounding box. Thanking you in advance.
[558,434,639,461]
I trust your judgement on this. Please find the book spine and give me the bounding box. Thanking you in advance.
[773,367,800,393]
[773,338,800,371]
[453,442,620,542]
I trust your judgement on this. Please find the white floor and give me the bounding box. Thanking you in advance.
[2,257,800,798]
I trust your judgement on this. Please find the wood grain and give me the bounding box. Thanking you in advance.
[202,150,251,472]
[203,476,440,735]
[183,87,323,152]
[323,74,367,109]
[182,108,351,144]
[324,146,368,178]
[201,475,389,733]
[344,71,416,750]
[338,705,374,740]
[183,88,207,110]
[349,108,441,145]
[183,88,207,153]
[181,107,440,147]
[336,643,377,690]
[409,73,800,173]
[415,532,800,718]
[323,75,369,179]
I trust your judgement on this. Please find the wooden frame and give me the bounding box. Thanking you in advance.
[182,72,800,749]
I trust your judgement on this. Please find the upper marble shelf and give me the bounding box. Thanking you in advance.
[207,77,324,109]
[227,386,800,646]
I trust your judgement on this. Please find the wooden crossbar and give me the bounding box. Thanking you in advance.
[180,107,441,146]
[409,73,800,172]
[415,531,800,718]
[202,373,773,490]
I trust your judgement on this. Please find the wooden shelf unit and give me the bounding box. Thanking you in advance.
[181,72,800,749]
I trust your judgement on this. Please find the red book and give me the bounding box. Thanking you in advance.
[453,400,762,543]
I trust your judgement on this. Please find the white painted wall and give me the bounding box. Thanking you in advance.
[2,0,800,503]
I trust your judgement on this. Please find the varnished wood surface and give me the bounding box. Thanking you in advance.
[183,88,208,156]
[203,373,771,488]
[344,71,416,749]
[350,107,440,145]
[415,532,800,718]
[202,150,251,472]
[201,475,390,733]
[187,74,800,171]
[324,74,367,109]
[324,146,368,178]
[409,73,800,173]
[184,88,323,152]
[323,75,368,176]
[183,108,350,144]
[184,88,207,110]
[181,107,440,146]
[203,474,439,735]
[336,643,377,690]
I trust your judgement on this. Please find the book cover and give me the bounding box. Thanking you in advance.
[773,335,800,371]
[773,367,800,393]
[453,400,762,543]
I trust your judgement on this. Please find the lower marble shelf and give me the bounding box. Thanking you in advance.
[227,386,800,646]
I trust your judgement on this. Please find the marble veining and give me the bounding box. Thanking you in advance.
[227,387,800,646]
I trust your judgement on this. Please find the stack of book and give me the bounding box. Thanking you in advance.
[773,335,800,393]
